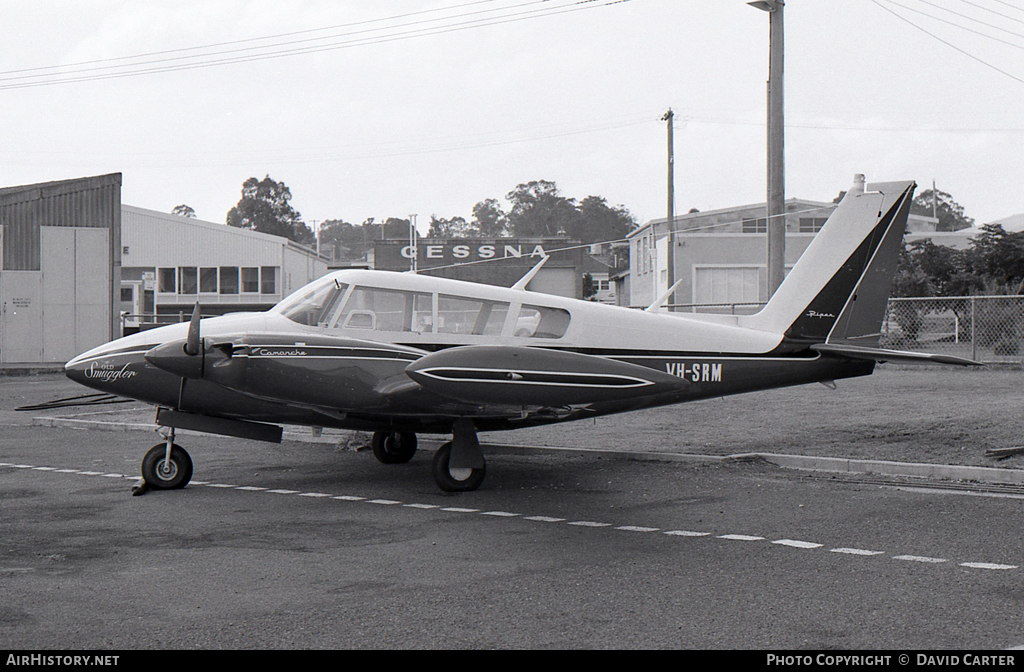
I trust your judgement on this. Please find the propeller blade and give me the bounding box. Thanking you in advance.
[184,303,201,356]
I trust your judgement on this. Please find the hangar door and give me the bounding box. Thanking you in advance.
[0,271,43,362]
[0,227,109,363]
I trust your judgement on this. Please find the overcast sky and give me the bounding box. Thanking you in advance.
[2,0,1022,235]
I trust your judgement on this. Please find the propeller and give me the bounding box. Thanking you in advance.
[184,302,202,357]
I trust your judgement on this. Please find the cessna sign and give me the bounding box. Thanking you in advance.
[400,242,548,262]
[373,237,585,297]
[374,238,581,272]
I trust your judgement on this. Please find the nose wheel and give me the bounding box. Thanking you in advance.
[141,442,193,490]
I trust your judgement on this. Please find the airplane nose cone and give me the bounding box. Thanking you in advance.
[145,339,204,379]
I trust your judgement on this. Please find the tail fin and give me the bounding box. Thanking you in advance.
[740,177,915,349]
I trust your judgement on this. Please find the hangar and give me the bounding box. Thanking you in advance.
[0,173,329,364]
[0,174,121,364]
[120,205,328,332]
[628,187,941,311]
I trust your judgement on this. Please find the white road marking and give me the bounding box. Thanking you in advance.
[664,530,711,537]
[893,555,948,564]
[773,539,824,549]
[4,461,1020,572]
[831,548,885,556]
[960,562,1018,570]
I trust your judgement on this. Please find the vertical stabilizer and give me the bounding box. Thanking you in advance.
[739,178,915,349]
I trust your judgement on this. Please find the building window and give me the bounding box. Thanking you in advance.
[219,267,239,294]
[742,218,767,234]
[261,267,277,294]
[799,217,827,233]
[178,267,198,294]
[694,266,760,306]
[158,268,175,293]
[200,267,218,293]
[241,267,259,293]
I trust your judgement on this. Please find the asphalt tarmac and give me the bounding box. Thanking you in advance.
[3,419,1024,650]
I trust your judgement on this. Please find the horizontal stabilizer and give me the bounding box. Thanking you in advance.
[811,343,981,367]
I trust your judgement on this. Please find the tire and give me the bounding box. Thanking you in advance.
[431,441,485,492]
[141,443,193,490]
[371,431,417,464]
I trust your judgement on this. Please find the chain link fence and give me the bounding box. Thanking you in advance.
[882,296,1024,364]
[669,296,1024,364]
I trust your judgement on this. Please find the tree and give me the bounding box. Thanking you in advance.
[970,224,1024,293]
[171,204,196,218]
[911,189,974,232]
[226,176,313,245]
[505,180,580,238]
[471,198,508,237]
[427,215,479,238]
[569,195,636,244]
[318,219,365,261]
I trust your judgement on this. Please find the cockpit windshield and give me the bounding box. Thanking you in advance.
[273,279,347,326]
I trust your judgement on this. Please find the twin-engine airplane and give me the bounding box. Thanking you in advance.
[65,177,974,493]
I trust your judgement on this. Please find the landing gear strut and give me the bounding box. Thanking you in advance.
[432,419,486,492]
[432,441,486,492]
[370,431,418,464]
[141,428,193,490]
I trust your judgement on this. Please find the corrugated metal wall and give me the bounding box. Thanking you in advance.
[0,174,121,271]
[0,174,121,359]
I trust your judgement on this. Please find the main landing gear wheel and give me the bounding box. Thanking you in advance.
[141,443,193,490]
[432,441,486,492]
[371,431,418,464]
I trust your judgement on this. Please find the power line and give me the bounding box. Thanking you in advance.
[872,0,1024,86]
[900,0,1024,45]
[0,0,634,90]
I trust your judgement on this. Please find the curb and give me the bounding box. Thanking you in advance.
[30,415,1024,487]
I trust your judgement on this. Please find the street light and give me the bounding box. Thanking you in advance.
[749,0,785,298]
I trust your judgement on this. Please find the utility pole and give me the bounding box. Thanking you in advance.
[409,214,418,273]
[750,0,785,298]
[662,108,675,310]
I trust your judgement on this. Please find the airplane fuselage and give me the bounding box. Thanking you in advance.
[66,269,874,435]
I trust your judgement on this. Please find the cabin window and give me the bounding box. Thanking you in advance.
[276,281,347,326]
[514,304,571,339]
[437,295,510,335]
[337,286,432,333]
